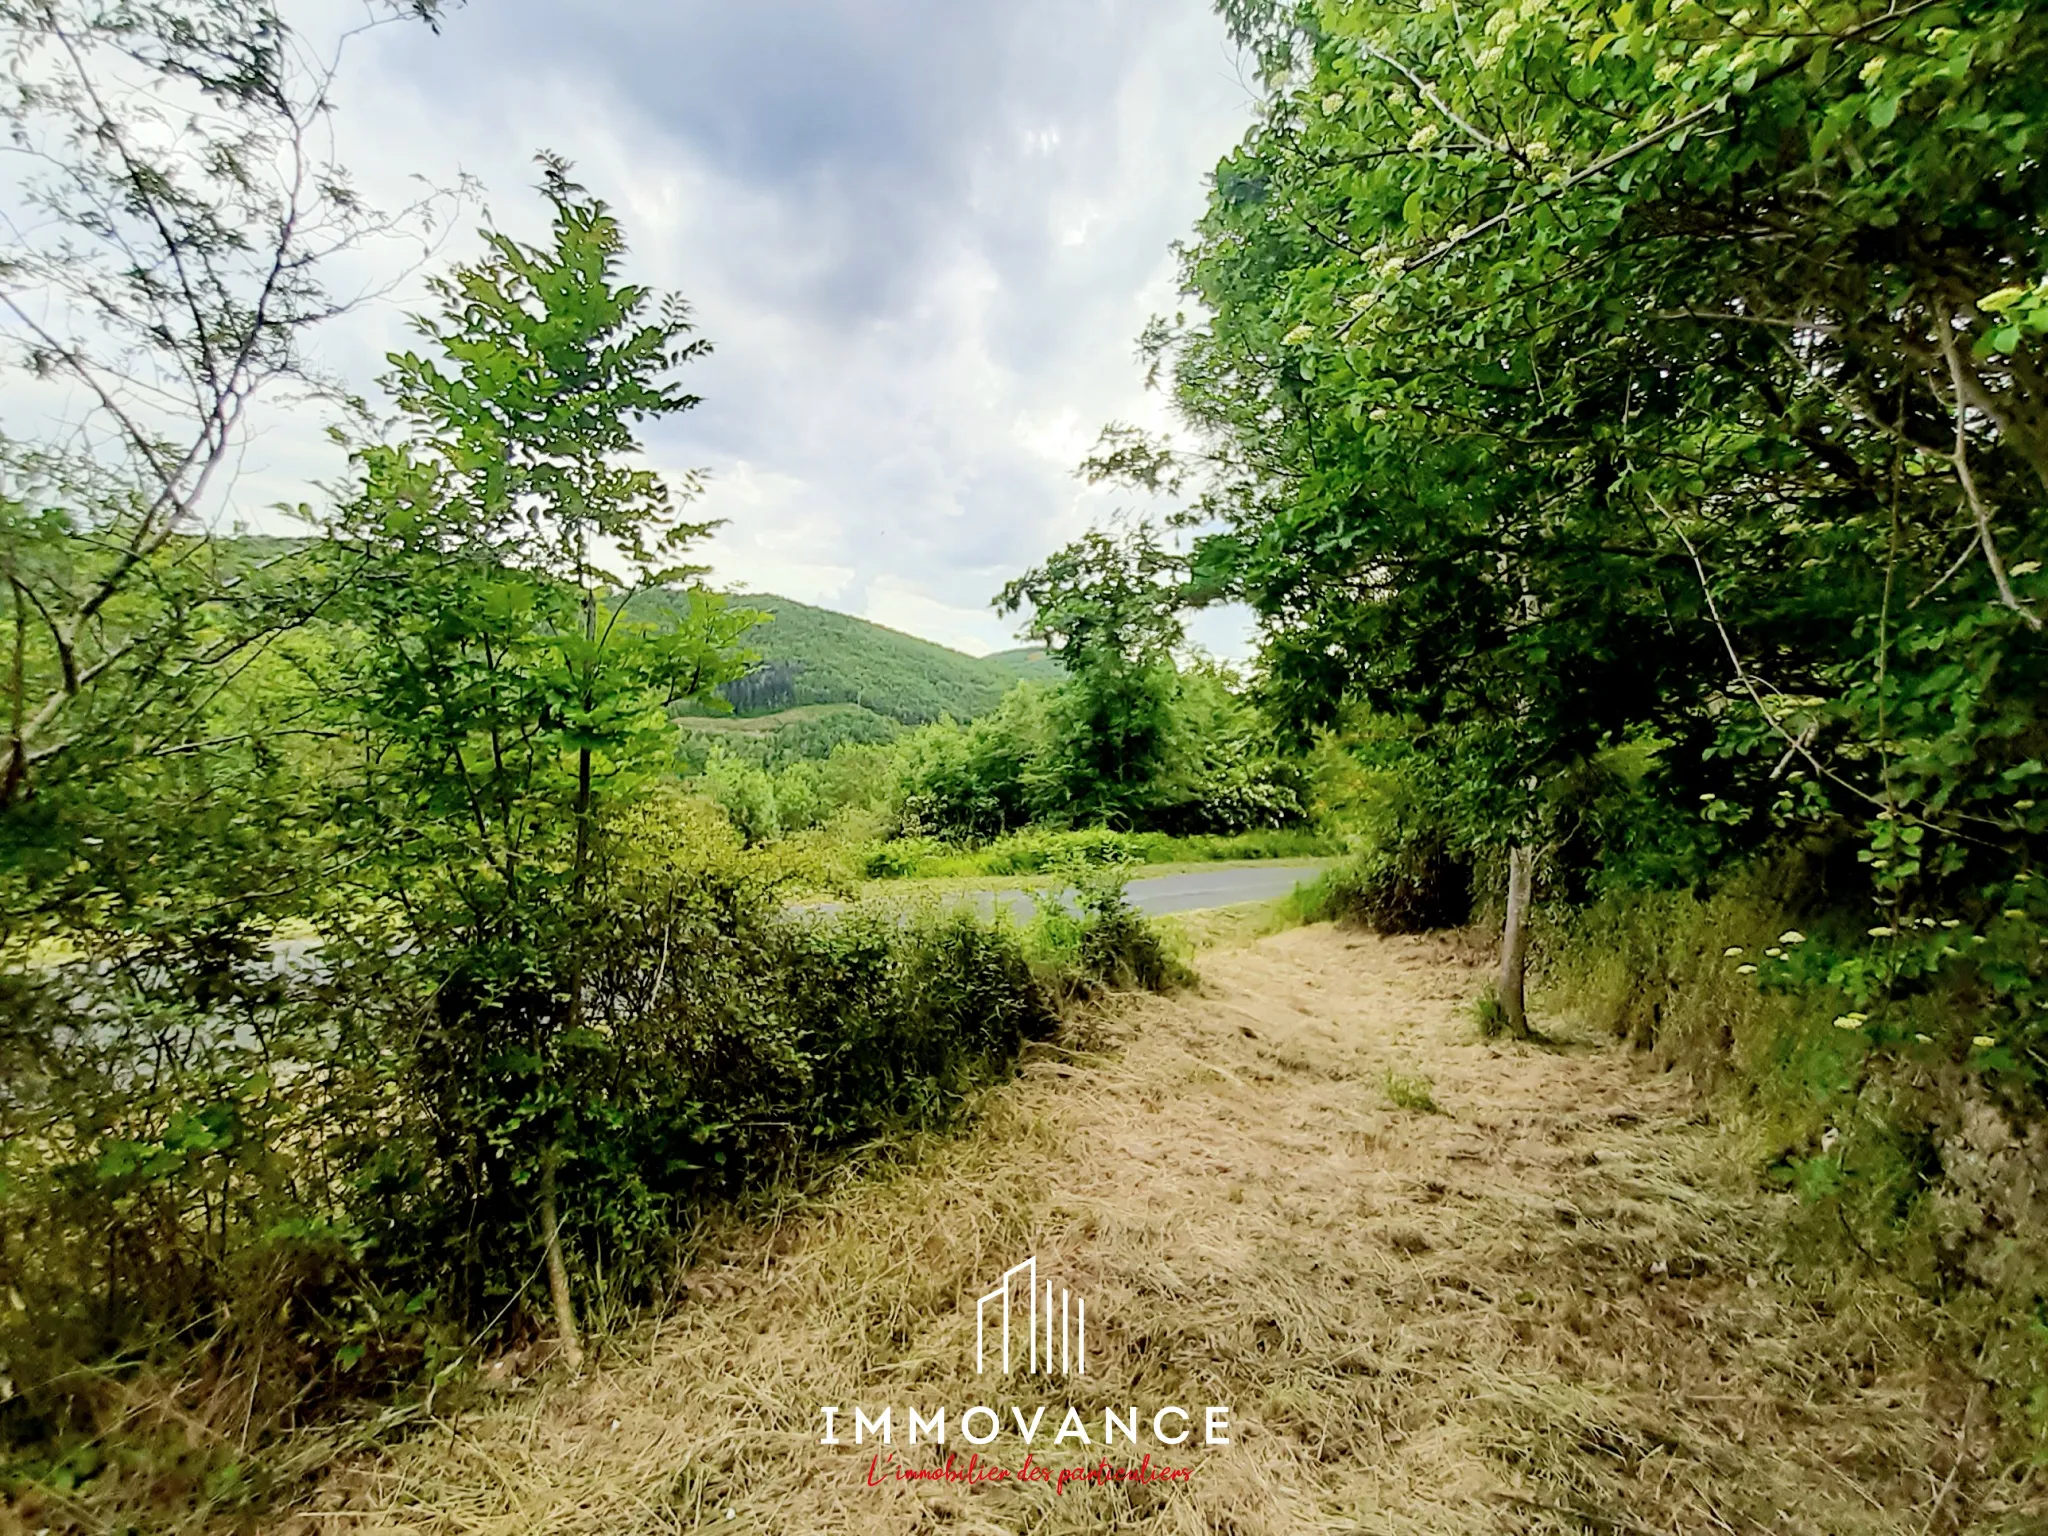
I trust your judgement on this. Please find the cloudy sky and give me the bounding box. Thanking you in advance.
[273,0,1262,656]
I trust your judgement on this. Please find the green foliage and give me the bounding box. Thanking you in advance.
[0,0,447,822]
[1285,830,1472,934]
[895,685,1059,839]
[663,591,1312,850]
[320,164,773,1374]
[1104,4,2048,1444]
[862,837,949,880]
[980,646,1062,683]
[1467,989,1516,1042]
[0,157,1088,1516]
[1021,7,2048,1472]
[678,703,905,771]
[698,749,783,846]
[998,525,1188,825]
[875,825,1332,881]
[0,787,1063,1490]
[1138,0,2048,932]
[1020,852,1195,1000]
[1381,1068,1442,1115]
[1540,870,2048,1436]
[0,12,1215,1522]
[876,663,1306,841]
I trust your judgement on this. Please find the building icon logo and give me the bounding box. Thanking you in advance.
[975,1256,1086,1376]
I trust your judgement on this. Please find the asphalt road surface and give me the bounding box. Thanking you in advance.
[1119,862,1327,914]
[252,863,1334,973]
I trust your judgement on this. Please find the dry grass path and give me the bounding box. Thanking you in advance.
[298,925,2010,1534]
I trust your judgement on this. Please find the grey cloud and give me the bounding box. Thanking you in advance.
[320,0,1258,652]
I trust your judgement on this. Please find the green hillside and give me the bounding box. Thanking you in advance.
[981,646,1063,684]
[648,592,1057,725]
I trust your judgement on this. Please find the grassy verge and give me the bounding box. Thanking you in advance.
[1535,870,2048,1460]
[860,825,1338,881]
[1259,844,2048,1462]
[1269,837,1471,935]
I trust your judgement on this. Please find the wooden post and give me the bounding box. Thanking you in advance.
[1499,844,1534,1036]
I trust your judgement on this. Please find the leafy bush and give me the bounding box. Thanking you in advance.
[676,704,905,772]
[860,825,1337,881]
[1286,830,1472,934]
[980,827,1142,875]
[0,794,1059,1494]
[698,749,782,845]
[861,837,949,879]
[1022,854,1194,1001]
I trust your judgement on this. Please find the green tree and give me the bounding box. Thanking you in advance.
[0,0,449,828]
[337,160,753,1366]
[997,525,1187,824]
[1120,0,2048,1031]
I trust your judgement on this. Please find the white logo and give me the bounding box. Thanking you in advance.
[975,1256,1086,1376]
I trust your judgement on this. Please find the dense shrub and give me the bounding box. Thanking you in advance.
[855,826,1335,881]
[676,705,905,773]
[698,748,783,845]
[1288,829,1472,935]
[861,837,948,879]
[0,796,1063,1487]
[1022,857,1195,1002]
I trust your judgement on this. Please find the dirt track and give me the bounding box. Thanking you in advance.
[303,925,2007,1534]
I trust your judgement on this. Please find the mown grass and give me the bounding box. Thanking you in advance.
[1238,827,2048,1472]
[307,925,2025,1535]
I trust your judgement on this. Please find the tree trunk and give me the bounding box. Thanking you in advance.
[1498,844,1534,1037]
[538,1147,584,1373]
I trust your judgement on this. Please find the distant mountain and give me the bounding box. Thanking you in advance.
[687,594,1062,726]
[214,542,1065,737]
[981,646,1063,683]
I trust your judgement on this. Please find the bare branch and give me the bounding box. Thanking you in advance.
[1934,299,2041,631]
[1351,40,1504,156]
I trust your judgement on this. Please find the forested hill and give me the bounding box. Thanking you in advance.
[659,592,1059,724]
[219,545,1052,729]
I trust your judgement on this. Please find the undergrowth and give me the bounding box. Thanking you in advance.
[1537,863,2048,1460]
[862,825,1335,881]
[1274,829,1470,935]
[1018,852,1197,1004]
[0,801,1189,1531]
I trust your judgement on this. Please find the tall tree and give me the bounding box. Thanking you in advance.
[1114,0,2048,1022]
[338,159,754,1365]
[0,0,451,827]
[997,524,1186,824]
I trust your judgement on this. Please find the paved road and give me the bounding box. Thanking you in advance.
[1121,862,1328,914]
[254,864,1334,975]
